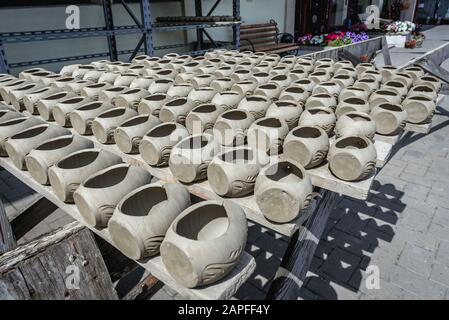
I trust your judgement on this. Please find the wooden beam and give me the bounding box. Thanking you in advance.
[0,197,16,254]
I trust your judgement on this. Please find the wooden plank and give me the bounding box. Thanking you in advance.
[240,26,277,35]
[0,197,16,254]
[240,22,276,29]
[241,31,277,40]
[0,157,256,300]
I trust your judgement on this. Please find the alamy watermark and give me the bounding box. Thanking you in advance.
[65,5,80,30]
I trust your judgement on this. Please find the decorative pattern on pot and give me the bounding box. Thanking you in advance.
[237,95,270,120]
[63,80,92,95]
[335,111,376,140]
[53,96,92,127]
[247,117,289,155]
[355,63,376,78]
[284,125,329,169]
[401,95,436,124]
[98,86,128,105]
[210,77,234,92]
[166,83,194,99]
[208,147,269,197]
[328,136,377,181]
[139,122,189,167]
[403,66,424,81]
[253,82,282,101]
[114,114,162,154]
[0,117,44,156]
[211,91,243,111]
[69,101,113,135]
[266,100,303,129]
[298,106,336,135]
[5,124,70,170]
[213,109,254,146]
[9,83,43,112]
[23,86,61,115]
[331,74,355,89]
[159,97,197,125]
[408,85,438,101]
[312,81,341,97]
[189,74,215,88]
[309,70,331,85]
[92,107,138,144]
[73,163,152,228]
[336,97,370,118]
[360,70,382,83]
[25,135,94,185]
[279,85,310,103]
[305,93,337,110]
[339,86,369,101]
[370,103,407,135]
[391,72,413,89]
[115,88,149,110]
[187,87,217,104]
[415,75,442,92]
[80,82,111,100]
[379,65,398,83]
[160,199,247,288]
[255,160,313,223]
[137,93,168,117]
[108,182,191,260]
[149,79,174,94]
[185,103,224,134]
[169,133,220,183]
[381,80,408,97]
[293,79,316,93]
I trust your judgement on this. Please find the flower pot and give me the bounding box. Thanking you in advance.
[128,65,145,75]
[114,114,162,154]
[0,77,19,99]
[92,107,138,144]
[115,88,149,110]
[294,61,314,73]
[137,93,168,117]
[249,72,271,85]
[0,117,44,156]
[210,78,234,92]
[148,79,174,94]
[139,122,189,167]
[269,75,293,90]
[247,117,289,155]
[309,70,331,84]
[293,79,316,93]
[415,76,441,92]
[334,60,353,70]
[169,133,220,183]
[335,111,376,140]
[208,147,269,197]
[331,74,355,88]
[155,68,178,80]
[334,66,357,78]
[211,91,243,111]
[189,74,215,89]
[83,69,106,82]
[284,125,329,169]
[72,65,96,80]
[130,76,155,90]
[230,80,258,96]
[23,86,61,115]
[279,85,310,103]
[378,65,398,83]
[408,85,438,101]
[142,57,161,68]
[25,135,94,185]
[160,199,247,288]
[213,109,254,146]
[391,72,413,89]
[354,77,379,93]
[40,74,62,86]
[80,82,112,100]
[312,81,341,96]
[253,82,282,101]
[298,106,336,135]
[166,83,194,99]
[19,68,45,80]
[185,103,224,134]
[59,64,80,77]
[131,54,151,65]
[336,97,370,118]
[368,89,402,110]
[381,80,408,97]
[69,101,113,135]
[270,65,290,77]
[63,80,92,94]
[355,63,376,77]
[73,163,152,228]
[266,100,303,129]
[98,86,128,105]
[108,182,191,260]
[113,73,138,87]
[5,124,70,170]
[98,71,121,85]
[402,95,436,124]
[370,103,407,135]
[9,83,43,112]
[314,63,334,75]
[403,66,424,81]
[196,65,218,75]
[181,62,201,74]
[0,110,23,123]
[328,136,377,181]
[255,160,313,223]
[253,63,271,74]
[305,93,337,110]
[289,68,308,81]
[229,69,251,82]
[53,96,92,127]
[237,95,270,120]
[187,87,217,104]
[339,86,369,101]
[28,71,54,84]
[360,70,382,83]
[159,97,197,125]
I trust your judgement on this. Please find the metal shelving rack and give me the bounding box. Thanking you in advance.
[0,0,241,74]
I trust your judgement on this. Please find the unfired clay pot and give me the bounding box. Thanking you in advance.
[355,63,376,77]
[334,60,353,70]
[293,79,316,93]
[269,75,292,90]
[339,86,369,101]
[354,78,379,93]
[305,93,337,110]
[208,147,269,197]
[69,101,113,135]
[114,114,162,154]
[98,71,121,85]
[91,107,138,144]
[9,83,43,111]
[402,95,436,124]
[289,68,308,81]
[336,97,370,118]
[250,72,271,85]
[130,76,155,90]
[138,93,168,117]
[36,91,76,121]
[379,65,398,83]
[210,78,234,92]
[298,107,336,135]
[247,117,289,155]
[51,76,75,90]
[382,80,408,97]
[403,66,425,81]
[113,73,138,87]
[23,86,61,115]
[185,103,224,134]
[149,79,174,94]
[334,66,356,78]
[279,86,310,103]
[237,95,270,120]
[187,87,217,104]
[159,98,197,125]
[108,182,191,260]
[211,91,242,111]
[253,83,282,101]
[335,111,376,140]
[98,86,128,105]
[19,68,45,80]
[160,199,247,288]
[0,110,23,123]
[169,133,220,183]
[231,80,258,96]
[284,126,329,169]
[73,163,152,228]
[115,88,149,110]
[213,109,254,146]
[0,117,44,156]
[309,70,331,84]
[5,124,69,170]
[369,89,402,110]
[391,72,413,89]
[266,100,303,129]
[370,103,407,135]
[332,74,355,88]
[255,160,313,223]
[166,83,194,98]
[312,81,341,96]
[0,79,28,104]
[360,70,382,83]
[63,80,92,95]
[328,136,377,181]
[25,135,94,185]
[189,74,214,88]
[53,96,92,127]
[408,85,438,101]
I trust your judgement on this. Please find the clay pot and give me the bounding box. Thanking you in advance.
[284,126,329,169]
[402,95,436,124]
[92,107,138,144]
[379,65,398,83]
[0,110,23,123]
[19,68,44,80]
[114,114,162,154]
[309,70,331,84]
[293,79,315,93]
[231,80,258,96]
[289,68,308,81]
[53,96,92,127]
[72,65,95,80]
[83,69,106,82]
[160,199,247,288]
[148,79,173,94]
[181,62,201,74]
[131,54,150,65]
[169,133,220,183]
[247,117,289,155]
[270,65,290,77]
[115,88,149,110]
[139,122,189,167]
[187,87,217,104]
[130,76,155,90]
[360,70,382,83]
[9,83,43,112]
[5,124,70,170]
[354,78,379,93]
[279,85,310,103]
[334,60,353,70]
[382,80,408,97]
[0,117,44,156]
[370,103,407,135]
[0,77,19,98]
[315,58,334,67]
[63,80,92,94]
[159,98,197,125]
[328,136,377,181]
[210,78,234,92]
[185,103,224,134]
[73,164,152,228]
[253,63,271,73]
[237,95,270,120]
[369,89,402,110]
[98,71,121,85]
[113,73,138,87]
[249,72,271,85]
[211,91,242,111]
[98,86,127,105]
[41,74,63,86]
[236,61,254,71]
[403,66,425,81]
[23,86,61,115]
[166,83,194,98]
[253,82,282,101]
[108,182,191,260]
[189,74,215,88]
[142,57,161,68]
[294,61,314,73]
[138,93,168,117]
[332,74,355,88]
[28,71,54,84]
[213,109,254,146]
[408,85,438,101]
[196,65,218,75]
[69,101,113,135]
[314,64,334,75]
[51,76,75,89]
[336,97,370,118]
[298,107,336,135]
[128,65,146,75]
[312,81,341,96]
[255,160,313,223]
[339,86,369,101]
[208,147,269,197]
[155,69,178,80]
[269,75,292,90]
[90,60,110,68]
[305,93,337,110]
[80,82,112,100]
[391,72,413,89]
[25,135,94,185]
[335,111,376,140]
[266,100,303,129]
[355,63,376,77]
[336,66,359,78]
[229,69,251,82]
[109,62,131,73]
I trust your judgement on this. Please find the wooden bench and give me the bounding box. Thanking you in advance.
[240,20,298,55]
